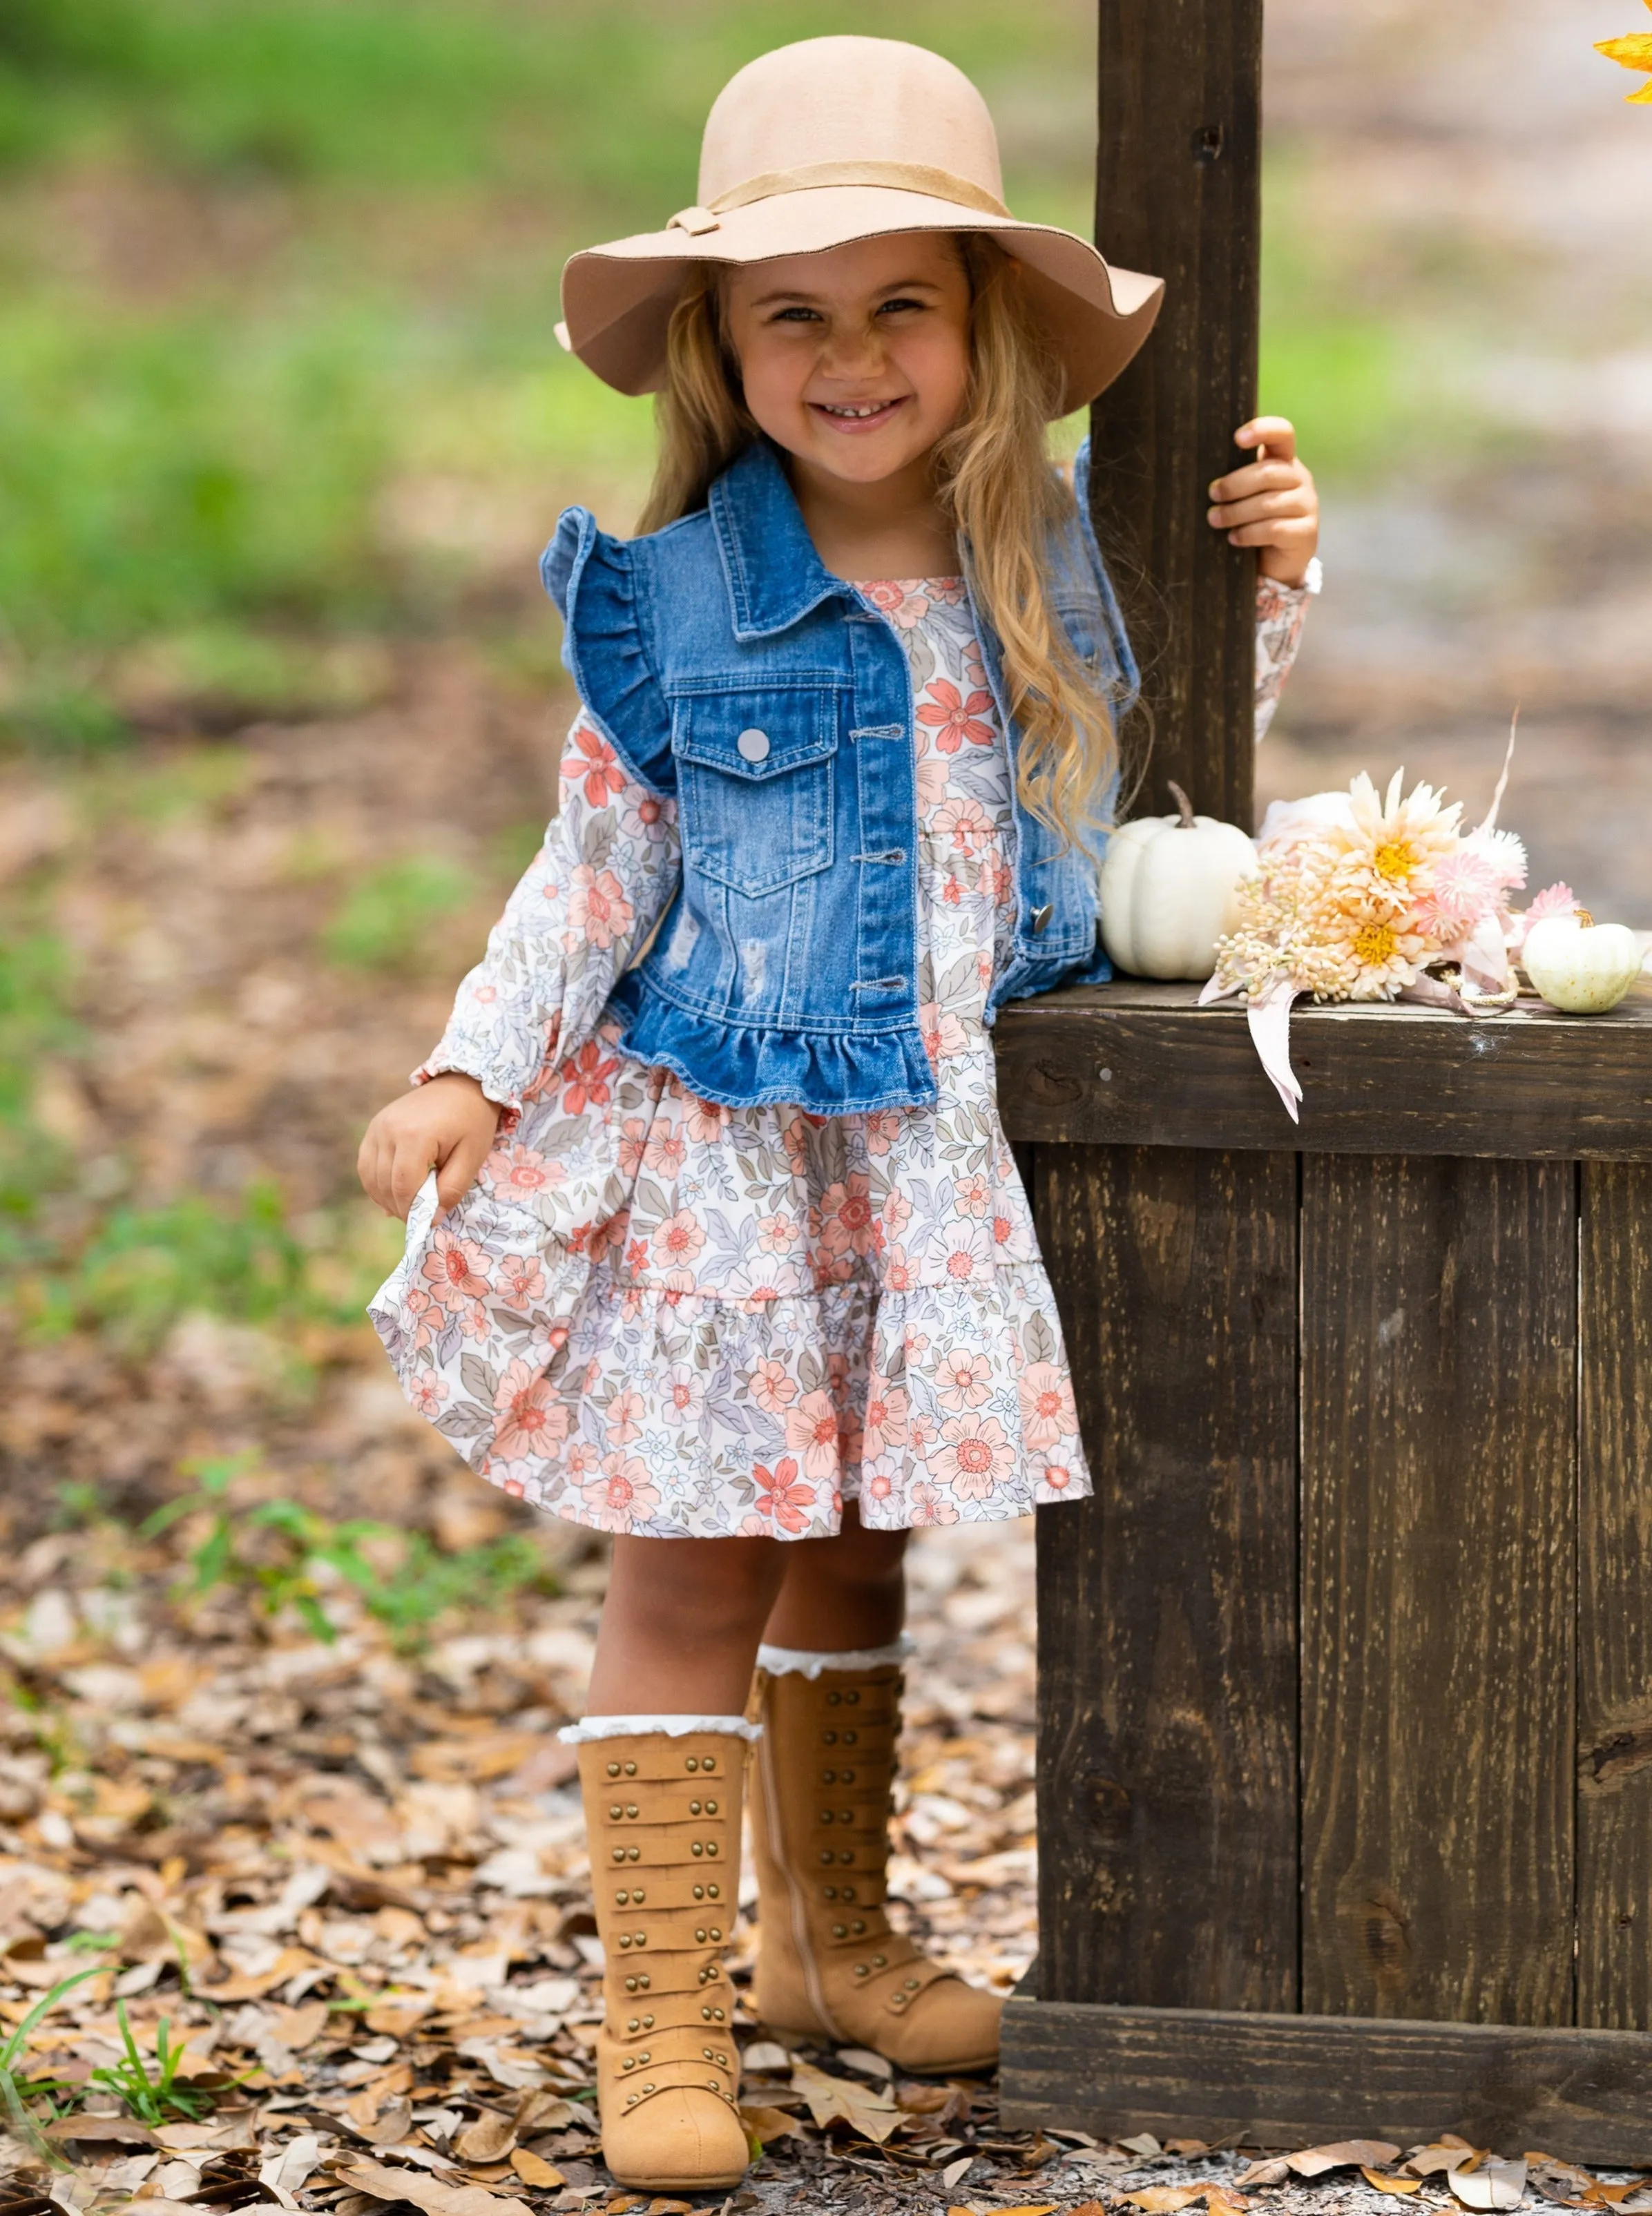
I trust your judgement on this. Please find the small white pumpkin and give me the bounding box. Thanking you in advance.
[1521,910,1644,1014]
[1099,783,1258,981]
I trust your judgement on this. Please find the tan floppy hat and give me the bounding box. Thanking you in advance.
[556,35,1164,418]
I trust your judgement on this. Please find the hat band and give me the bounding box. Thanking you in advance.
[669,159,1012,236]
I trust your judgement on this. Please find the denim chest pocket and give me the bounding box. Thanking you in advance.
[671,680,841,896]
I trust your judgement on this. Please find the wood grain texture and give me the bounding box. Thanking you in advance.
[995,981,1652,1159]
[1034,1145,1298,2011]
[1299,1155,1577,2026]
[1089,0,1263,829]
[999,1997,1652,2164]
[1578,1163,1652,2030]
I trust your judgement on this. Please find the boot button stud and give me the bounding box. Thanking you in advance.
[736,728,771,762]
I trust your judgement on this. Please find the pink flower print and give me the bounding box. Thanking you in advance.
[617,1118,651,1177]
[1019,1361,1077,1449]
[644,1127,686,1179]
[560,1041,618,1117]
[908,1409,939,1454]
[403,1284,436,1349]
[812,1177,874,1260]
[861,578,931,630]
[757,1212,801,1254]
[749,1357,798,1414]
[753,1455,817,1535]
[662,1365,704,1425]
[919,1002,968,1069]
[952,1171,992,1219]
[933,796,993,856]
[651,1209,705,1271]
[935,1411,1012,1501]
[582,1452,660,1532]
[879,1188,913,1242]
[914,751,951,809]
[882,1243,914,1294]
[863,1110,903,1157]
[862,1381,909,1456]
[779,1113,809,1175]
[963,643,989,693]
[907,1480,959,1527]
[931,576,968,606]
[992,1212,1015,1249]
[785,1389,843,1482]
[562,719,626,809]
[937,1222,994,1287]
[861,1456,897,1504]
[564,1438,602,1481]
[409,1371,448,1418]
[728,1253,792,1303]
[486,1143,562,1202]
[567,864,634,952]
[422,1227,493,1311]
[459,1299,492,1339]
[621,787,674,844]
[942,877,963,906]
[624,1235,649,1276]
[605,1388,646,1444]
[492,1358,570,1461]
[916,678,995,754]
[1042,1463,1073,1492]
[685,1095,728,1144]
[937,1347,992,1412]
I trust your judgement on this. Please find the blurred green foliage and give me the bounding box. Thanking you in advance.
[323,854,473,974]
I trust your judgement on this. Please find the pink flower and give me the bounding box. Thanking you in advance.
[916,678,995,753]
[486,1142,562,1201]
[881,1188,913,1240]
[459,1299,492,1339]
[616,1117,651,1177]
[882,1243,914,1294]
[564,1438,602,1481]
[651,1209,705,1269]
[605,1388,645,1444]
[919,1001,968,1068]
[811,1177,874,1260]
[621,788,675,844]
[907,1481,959,1527]
[861,578,930,630]
[559,1041,618,1117]
[644,1128,686,1178]
[784,1389,843,1481]
[409,1372,448,1418]
[582,1452,660,1532]
[862,1381,909,1456]
[567,863,634,952]
[685,1095,728,1144]
[662,1365,704,1424]
[1041,1463,1073,1492]
[421,1227,492,1311]
[748,1357,798,1413]
[934,1412,1013,1500]
[863,1110,904,1156]
[937,1222,993,1286]
[932,796,994,855]
[753,1455,817,1535]
[562,719,626,809]
[497,1253,547,1311]
[492,1358,569,1460]
[936,1347,992,1411]
[757,1212,800,1253]
[1018,1361,1077,1449]
[952,1171,992,1219]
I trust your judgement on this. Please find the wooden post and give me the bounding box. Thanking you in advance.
[1090,0,1262,829]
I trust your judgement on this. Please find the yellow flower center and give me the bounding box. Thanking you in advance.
[1373,839,1418,883]
[1350,918,1398,967]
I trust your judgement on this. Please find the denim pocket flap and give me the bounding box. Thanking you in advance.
[671,682,842,782]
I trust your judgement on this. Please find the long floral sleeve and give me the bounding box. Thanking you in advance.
[1255,557,1322,739]
[416,711,681,1115]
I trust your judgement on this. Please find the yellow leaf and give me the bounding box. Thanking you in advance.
[1289,2141,1401,2177]
[1126,2189,1212,2213]
[507,2150,563,2188]
[1364,2172,1425,2197]
[789,2059,905,2145]
[739,2104,809,2146]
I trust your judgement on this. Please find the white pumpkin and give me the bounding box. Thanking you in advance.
[1521,911,1644,1014]
[1099,783,1258,981]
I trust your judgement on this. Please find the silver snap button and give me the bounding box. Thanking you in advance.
[1029,903,1053,936]
[736,727,771,762]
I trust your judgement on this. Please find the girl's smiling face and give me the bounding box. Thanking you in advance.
[723,231,973,489]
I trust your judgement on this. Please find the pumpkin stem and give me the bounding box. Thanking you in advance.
[1575,907,1595,929]
[1168,780,1196,829]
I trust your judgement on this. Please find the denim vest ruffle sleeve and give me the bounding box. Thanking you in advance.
[538,439,1132,1117]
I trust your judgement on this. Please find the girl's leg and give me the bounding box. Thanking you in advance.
[586,1533,790,1714]
[758,1499,909,1650]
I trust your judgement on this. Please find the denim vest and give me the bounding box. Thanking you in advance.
[540,436,1135,1115]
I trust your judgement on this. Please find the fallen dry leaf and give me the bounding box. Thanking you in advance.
[948,2205,1057,2216]
[1450,2157,1528,2210]
[1289,2141,1402,2177]
[1236,2157,1293,2188]
[338,2157,532,2216]
[740,2104,810,2146]
[43,2114,159,2148]
[1120,2134,1164,2157]
[1408,2137,1486,2177]
[790,2058,906,2144]
[454,2112,518,2164]
[507,2149,563,2187]
[1125,2188,1213,2213]
[1363,2171,1425,2197]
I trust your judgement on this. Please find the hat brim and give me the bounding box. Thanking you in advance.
[559,186,1164,417]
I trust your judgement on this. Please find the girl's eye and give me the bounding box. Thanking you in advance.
[877,296,927,316]
[771,305,822,324]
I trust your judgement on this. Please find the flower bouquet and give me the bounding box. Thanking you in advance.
[1201,744,1577,1119]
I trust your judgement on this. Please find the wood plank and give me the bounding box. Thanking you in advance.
[1090,0,1263,829]
[999,1996,1652,2164]
[1299,1155,1577,2026]
[1033,1144,1298,2010]
[995,979,1652,1159]
[1578,1162,1652,2030]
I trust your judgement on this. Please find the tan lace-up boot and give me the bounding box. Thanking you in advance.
[577,1731,750,2191]
[750,1660,1003,2071]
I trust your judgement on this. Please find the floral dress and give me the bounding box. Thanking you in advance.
[370,574,1314,1541]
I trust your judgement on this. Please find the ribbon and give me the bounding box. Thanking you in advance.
[669,158,1012,236]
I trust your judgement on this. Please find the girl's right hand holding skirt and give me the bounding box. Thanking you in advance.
[357,1071,499,1221]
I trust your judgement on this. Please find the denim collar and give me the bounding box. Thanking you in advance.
[709,440,860,640]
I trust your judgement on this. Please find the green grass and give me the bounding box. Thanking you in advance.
[322,854,473,974]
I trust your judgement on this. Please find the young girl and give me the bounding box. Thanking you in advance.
[362,36,1318,2195]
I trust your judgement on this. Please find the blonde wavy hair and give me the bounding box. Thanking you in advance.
[635,235,1118,849]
